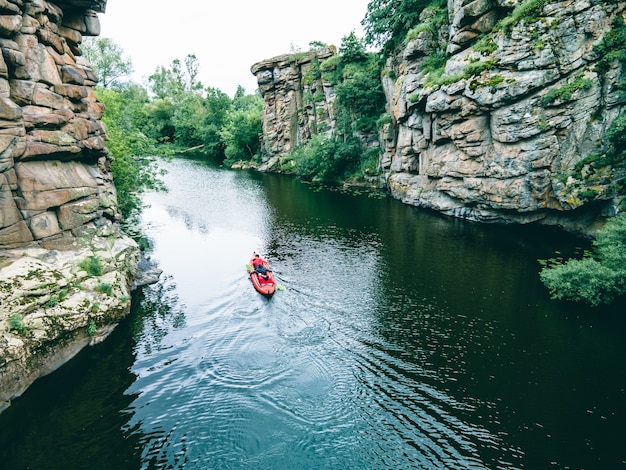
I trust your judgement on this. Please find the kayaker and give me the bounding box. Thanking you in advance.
[252,253,272,281]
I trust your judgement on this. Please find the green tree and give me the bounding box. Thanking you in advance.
[220,91,263,162]
[362,0,443,54]
[339,31,368,63]
[81,37,133,88]
[539,214,626,306]
[335,63,385,134]
[172,92,207,147]
[97,86,165,223]
[202,87,232,159]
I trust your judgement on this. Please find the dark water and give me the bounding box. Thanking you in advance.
[1,156,625,469]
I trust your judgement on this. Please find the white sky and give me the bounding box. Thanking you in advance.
[98,0,371,96]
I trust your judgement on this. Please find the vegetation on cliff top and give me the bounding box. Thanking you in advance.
[363,0,447,55]
[287,32,385,184]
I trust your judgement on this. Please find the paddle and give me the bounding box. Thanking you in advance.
[245,264,285,291]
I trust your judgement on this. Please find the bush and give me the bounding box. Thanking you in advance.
[79,256,103,277]
[95,283,113,296]
[292,135,362,183]
[540,258,621,306]
[87,320,97,337]
[9,314,28,336]
[539,214,626,306]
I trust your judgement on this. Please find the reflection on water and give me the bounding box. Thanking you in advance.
[0,155,625,469]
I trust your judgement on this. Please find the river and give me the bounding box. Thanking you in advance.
[1,155,625,469]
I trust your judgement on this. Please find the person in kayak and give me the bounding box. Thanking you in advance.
[252,253,272,283]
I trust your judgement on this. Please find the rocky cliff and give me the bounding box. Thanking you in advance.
[252,0,626,233]
[0,0,141,412]
[251,47,337,170]
[383,0,625,231]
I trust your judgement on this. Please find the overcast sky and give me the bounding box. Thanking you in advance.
[98,0,371,96]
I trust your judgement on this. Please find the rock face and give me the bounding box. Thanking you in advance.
[251,47,337,170]
[0,0,143,412]
[252,1,626,233]
[382,0,626,230]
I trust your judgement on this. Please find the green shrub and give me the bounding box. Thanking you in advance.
[539,214,626,306]
[79,256,103,277]
[405,4,448,42]
[87,320,97,337]
[9,314,28,335]
[473,35,498,55]
[498,0,549,33]
[421,51,449,76]
[95,283,113,296]
[292,135,362,183]
[464,59,498,77]
[361,147,382,175]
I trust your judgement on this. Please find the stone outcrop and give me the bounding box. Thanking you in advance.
[382,0,626,231]
[251,47,337,170]
[252,1,626,233]
[0,0,146,412]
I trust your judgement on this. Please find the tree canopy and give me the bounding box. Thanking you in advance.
[362,0,440,54]
[83,38,264,226]
[81,37,133,88]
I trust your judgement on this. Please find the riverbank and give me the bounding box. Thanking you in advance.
[0,224,142,413]
[229,155,611,238]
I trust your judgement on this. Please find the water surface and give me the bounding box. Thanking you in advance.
[1,156,625,469]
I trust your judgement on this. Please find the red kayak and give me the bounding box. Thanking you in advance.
[247,254,276,296]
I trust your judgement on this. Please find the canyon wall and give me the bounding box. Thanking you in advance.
[252,0,626,233]
[383,0,625,232]
[251,47,337,171]
[0,0,142,411]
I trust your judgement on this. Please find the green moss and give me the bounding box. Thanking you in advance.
[542,76,594,106]
[498,0,549,34]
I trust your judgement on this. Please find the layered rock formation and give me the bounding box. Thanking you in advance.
[0,0,142,411]
[383,0,625,230]
[251,47,337,170]
[252,0,626,233]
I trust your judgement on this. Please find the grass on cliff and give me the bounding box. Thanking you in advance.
[79,256,103,277]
